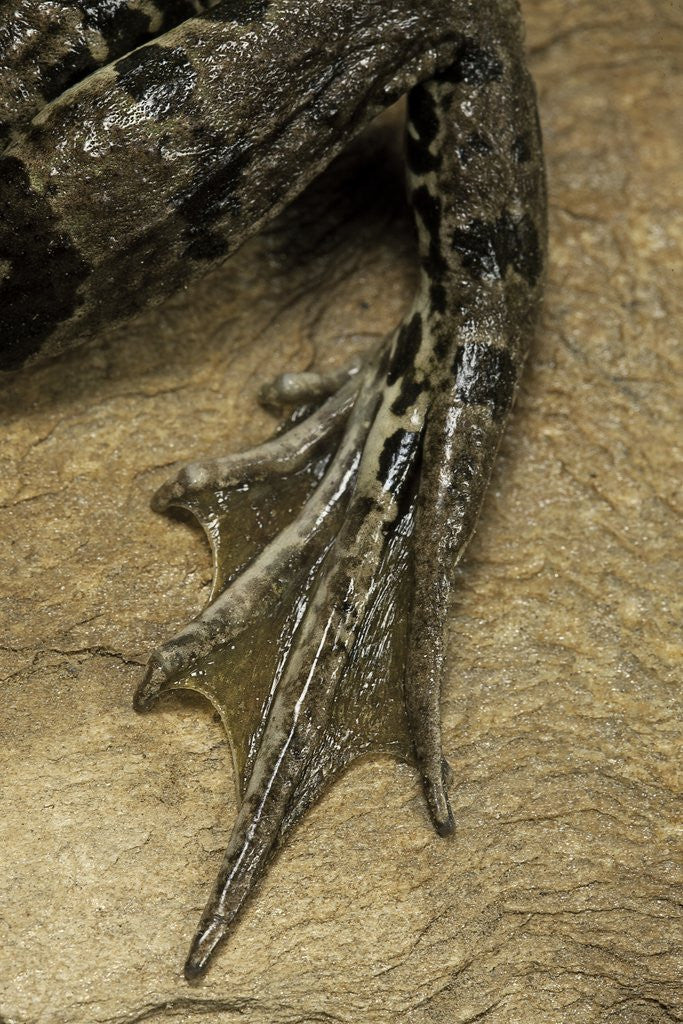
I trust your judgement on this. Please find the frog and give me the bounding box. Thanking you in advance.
[0,0,547,981]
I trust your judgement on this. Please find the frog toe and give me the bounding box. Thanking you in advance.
[259,357,363,411]
[150,372,360,515]
[134,358,382,719]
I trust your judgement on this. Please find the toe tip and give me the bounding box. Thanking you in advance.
[150,485,173,514]
[424,770,455,838]
[433,807,455,838]
[183,957,206,984]
[133,659,166,712]
[184,915,228,982]
[429,787,454,837]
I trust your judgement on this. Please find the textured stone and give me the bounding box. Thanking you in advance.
[0,2,681,1021]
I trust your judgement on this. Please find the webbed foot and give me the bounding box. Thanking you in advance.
[133,320,509,978]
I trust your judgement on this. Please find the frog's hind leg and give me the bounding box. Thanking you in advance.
[135,0,547,981]
[145,344,430,979]
[399,0,548,841]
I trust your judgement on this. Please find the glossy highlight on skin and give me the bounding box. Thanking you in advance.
[1,0,547,979]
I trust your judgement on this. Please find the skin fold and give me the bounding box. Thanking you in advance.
[0,0,547,980]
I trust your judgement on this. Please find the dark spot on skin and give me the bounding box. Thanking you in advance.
[433,332,450,361]
[387,313,430,417]
[391,374,425,417]
[0,156,89,370]
[377,428,421,503]
[513,213,543,283]
[407,85,439,144]
[387,313,422,386]
[406,133,441,176]
[430,282,447,316]
[115,45,197,119]
[452,212,542,285]
[155,0,201,32]
[38,43,100,105]
[456,131,493,166]
[411,185,441,239]
[423,240,448,284]
[204,0,270,23]
[172,146,248,258]
[436,41,503,88]
[381,85,404,108]
[412,186,447,283]
[185,230,229,262]
[452,219,500,279]
[452,343,517,418]
[82,0,154,58]
[71,218,191,343]
[512,133,532,163]
[458,43,504,86]
[441,91,454,113]
[351,495,377,527]
[379,428,423,532]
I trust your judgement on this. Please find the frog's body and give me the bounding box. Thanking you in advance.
[0,0,546,980]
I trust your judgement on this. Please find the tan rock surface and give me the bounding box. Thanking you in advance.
[1,2,681,1021]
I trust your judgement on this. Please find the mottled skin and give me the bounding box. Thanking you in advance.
[0,0,546,980]
[0,0,222,150]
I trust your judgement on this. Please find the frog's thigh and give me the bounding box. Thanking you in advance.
[0,0,461,368]
[0,0,224,144]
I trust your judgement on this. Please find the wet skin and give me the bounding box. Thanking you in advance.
[0,0,547,980]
